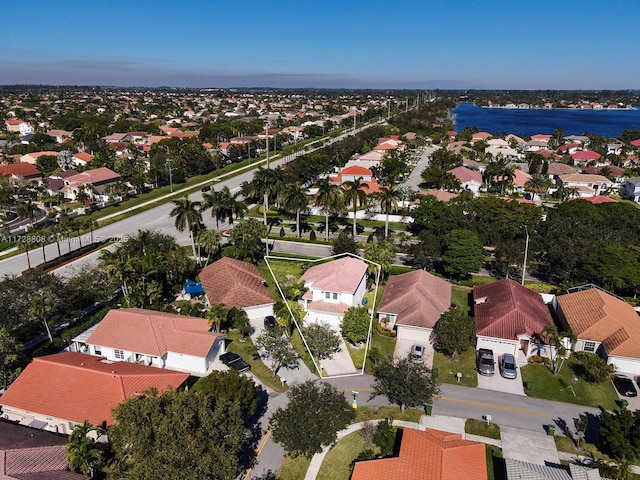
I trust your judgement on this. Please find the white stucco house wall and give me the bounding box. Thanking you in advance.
[299,256,368,328]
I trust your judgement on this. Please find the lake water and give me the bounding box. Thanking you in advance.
[452,103,640,138]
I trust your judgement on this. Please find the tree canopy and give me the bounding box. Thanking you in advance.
[270,380,355,458]
[441,229,483,279]
[340,306,371,345]
[432,307,476,359]
[195,369,259,419]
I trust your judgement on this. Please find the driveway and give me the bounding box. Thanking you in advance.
[477,370,526,396]
[500,426,560,465]
[394,337,434,368]
[613,371,640,409]
[321,337,358,376]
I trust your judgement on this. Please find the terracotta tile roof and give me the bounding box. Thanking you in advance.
[419,189,458,202]
[448,166,482,184]
[557,288,640,358]
[378,270,452,329]
[0,352,189,427]
[4,445,71,477]
[570,195,617,204]
[0,163,42,178]
[630,139,640,147]
[72,152,93,163]
[341,165,372,176]
[473,279,552,340]
[86,308,224,357]
[199,257,274,308]
[571,150,601,161]
[307,299,350,315]
[300,257,368,294]
[351,428,486,480]
[582,165,625,177]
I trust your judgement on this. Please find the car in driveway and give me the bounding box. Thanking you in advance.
[476,349,495,376]
[410,344,425,363]
[499,353,517,379]
[613,375,637,397]
[264,315,277,329]
[219,352,250,373]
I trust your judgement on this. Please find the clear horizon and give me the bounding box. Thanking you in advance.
[2,0,639,90]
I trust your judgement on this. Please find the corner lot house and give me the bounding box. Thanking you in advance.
[377,270,451,344]
[199,257,275,320]
[474,279,553,363]
[299,256,368,327]
[0,352,189,433]
[352,427,486,480]
[556,287,640,374]
[72,308,226,376]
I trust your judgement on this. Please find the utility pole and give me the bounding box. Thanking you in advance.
[522,225,529,285]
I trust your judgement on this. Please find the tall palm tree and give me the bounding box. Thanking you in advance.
[281,184,309,238]
[524,174,552,201]
[197,229,221,266]
[18,242,32,270]
[207,303,228,333]
[202,189,225,229]
[100,248,133,303]
[30,294,53,342]
[169,195,202,258]
[17,199,38,225]
[66,421,104,478]
[314,178,343,242]
[375,185,402,239]
[249,167,284,225]
[342,177,368,238]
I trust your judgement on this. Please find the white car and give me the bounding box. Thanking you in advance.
[410,344,425,363]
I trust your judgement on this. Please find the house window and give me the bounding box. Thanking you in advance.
[94,347,102,356]
[332,293,338,300]
[583,341,596,353]
[114,349,125,360]
[325,292,330,299]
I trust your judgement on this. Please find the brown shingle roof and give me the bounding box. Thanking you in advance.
[378,270,452,329]
[473,279,552,340]
[199,257,273,308]
[351,428,486,480]
[86,308,224,357]
[0,352,188,427]
[557,288,640,358]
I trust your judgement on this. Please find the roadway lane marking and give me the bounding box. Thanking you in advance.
[242,428,272,480]
[439,396,548,417]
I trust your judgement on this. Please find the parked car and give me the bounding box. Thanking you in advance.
[410,344,425,363]
[201,185,211,192]
[476,349,495,376]
[219,352,250,373]
[264,315,277,329]
[613,375,637,397]
[499,353,517,379]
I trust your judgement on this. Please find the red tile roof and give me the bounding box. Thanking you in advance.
[557,288,640,358]
[65,167,119,185]
[630,139,640,147]
[199,257,274,308]
[352,428,486,480]
[0,352,189,427]
[473,279,552,340]
[571,195,617,204]
[448,166,482,184]
[300,257,368,294]
[0,163,42,178]
[86,308,224,357]
[378,270,452,329]
[341,165,372,176]
[571,150,601,161]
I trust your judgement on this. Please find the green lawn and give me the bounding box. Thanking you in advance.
[432,349,478,387]
[354,406,422,423]
[316,431,379,480]
[465,418,501,440]
[225,330,287,392]
[554,435,610,461]
[452,286,471,314]
[362,330,397,374]
[290,329,319,376]
[259,258,309,300]
[277,455,311,480]
[520,359,618,410]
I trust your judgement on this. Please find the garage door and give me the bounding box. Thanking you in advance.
[397,325,432,343]
[609,356,640,376]
[476,337,518,357]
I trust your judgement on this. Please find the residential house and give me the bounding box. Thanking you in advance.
[556,287,640,374]
[418,189,458,202]
[351,427,487,480]
[0,352,189,434]
[571,150,604,166]
[61,167,121,201]
[71,308,226,376]
[299,256,368,328]
[199,257,275,320]
[556,173,613,197]
[621,177,640,203]
[71,151,94,167]
[0,420,88,479]
[4,119,33,136]
[47,129,73,144]
[545,162,577,180]
[473,279,554,363]
[582,165,625,182]
[377,270,451,345]
[471,131,492,143]
[0,163,42,186]
[570,195,617,205]
[448,166,482,195]
[558,143,580,155]
[329,165,380,193]
[20,151,60,165]
[46,170,78,195]
[530,134,552,144]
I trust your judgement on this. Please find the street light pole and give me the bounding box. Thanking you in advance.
[522,225,529,286]
[167,158,174,193]
[265,121,270,169]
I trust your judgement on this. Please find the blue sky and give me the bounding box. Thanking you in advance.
[2,0,638,89]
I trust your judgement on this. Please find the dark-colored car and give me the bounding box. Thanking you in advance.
[219,352,250,373]
[201,185,211,192]
[476,348,495,376]
[264,315,277,329]
[613,375,637,397]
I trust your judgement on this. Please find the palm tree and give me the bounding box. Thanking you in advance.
[17,199,38,225]
[375,185,402,239]
[100,248,133,303]
[314,178,343,242]
[202,189,225,229]
[524,174,552,201]
[249,167,284,225]
[342,177,368,237]
[207,303,228,333]
[66,421,104,478]
[18,242,32,270]
[197,229,221,266]
[30,294,53,342]
[169,195,202,258]
[540,325,576,375]
[281,184,308,238]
